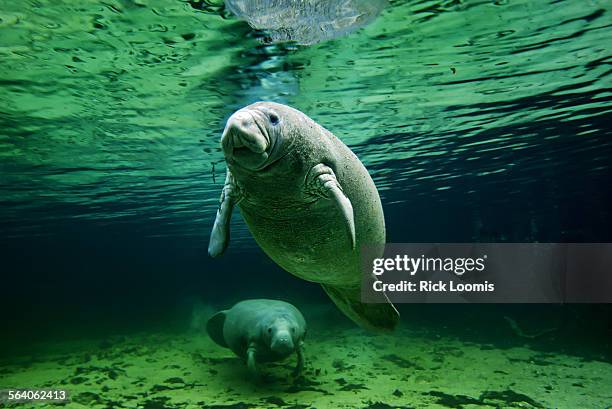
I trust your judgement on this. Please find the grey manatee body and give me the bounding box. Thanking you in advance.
[206,299,306,375]
[208,102,399,331]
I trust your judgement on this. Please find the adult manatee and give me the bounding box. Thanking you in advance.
[208,101,399,331]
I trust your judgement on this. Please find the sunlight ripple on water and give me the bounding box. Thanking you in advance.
[0,0,610,242]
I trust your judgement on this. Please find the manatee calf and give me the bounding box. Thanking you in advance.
[206,299,306,376]
[208,102,399,331]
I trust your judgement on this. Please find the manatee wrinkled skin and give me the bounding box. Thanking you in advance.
[206,299,306,376]
[208,102,399,331]
[224,0,387,45]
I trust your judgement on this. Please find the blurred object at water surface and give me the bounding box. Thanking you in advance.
[224,0,388,44]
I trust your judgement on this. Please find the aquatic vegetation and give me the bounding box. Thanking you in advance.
[1,325,610,407]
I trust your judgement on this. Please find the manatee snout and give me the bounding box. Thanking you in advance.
[222,109,270,169]
[270,328,294,355]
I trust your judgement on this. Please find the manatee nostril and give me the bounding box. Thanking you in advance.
[273,337,293,353]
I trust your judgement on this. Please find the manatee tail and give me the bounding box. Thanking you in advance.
[206,310,229,347]
[321,285,399,332]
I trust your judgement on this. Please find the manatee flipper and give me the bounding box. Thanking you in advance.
[293,340,305,376]
[208,170,242,257]
[308,164,356,249]
[246,341,258,377]
[206,310,228,347]
[321,284,399,332]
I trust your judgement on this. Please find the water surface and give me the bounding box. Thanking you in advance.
[1,0,609,245]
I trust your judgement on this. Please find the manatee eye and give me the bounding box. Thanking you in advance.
[291,328,296,333]
[267,327,272,334]
[269,113,279,125]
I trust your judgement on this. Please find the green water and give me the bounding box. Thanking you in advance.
[1,1,611,408]
[1,0,609,243]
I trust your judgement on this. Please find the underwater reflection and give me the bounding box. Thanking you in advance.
[224,0,388,44]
